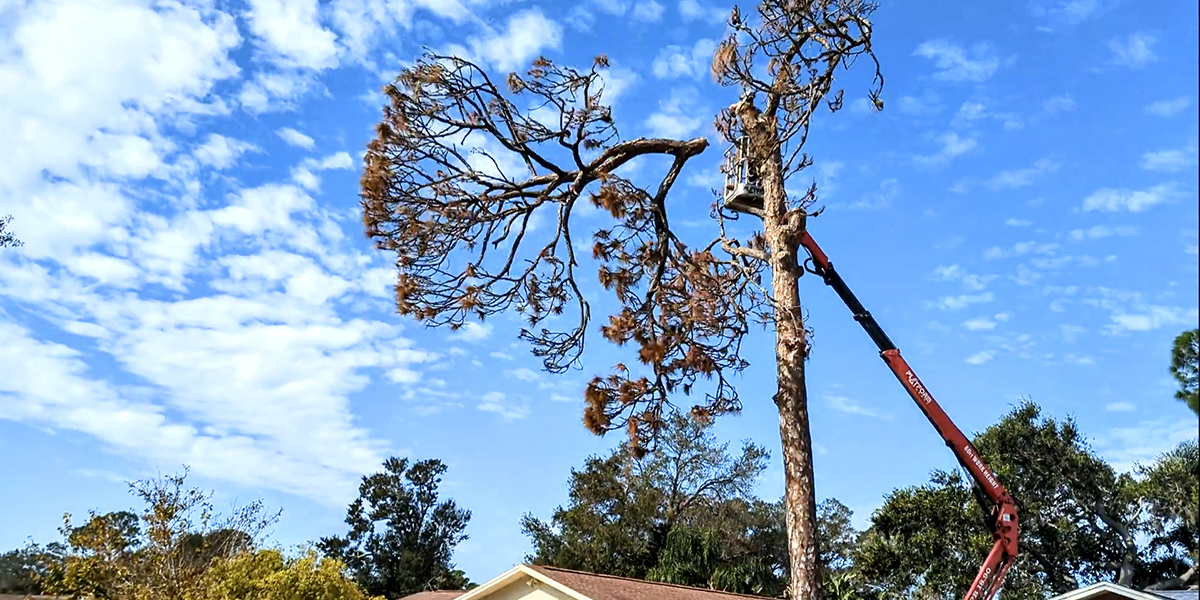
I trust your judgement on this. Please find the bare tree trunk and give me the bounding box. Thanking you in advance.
[760,135,820,599]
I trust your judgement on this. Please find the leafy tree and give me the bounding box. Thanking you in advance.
[360,0,884,594]
[1138,439,1199,590]
[201,548,383,600]
[855,401,1198,597]
[41,469,278,600]
[521,412,771,579]
[317,457,473,597]
[1171,328,1199,416]
[0,541,65,594]
[0,214,22,249]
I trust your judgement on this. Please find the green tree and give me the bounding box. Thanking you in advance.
[317,457,473,597]
[0,541,65,594]
[520,412,771,580]
[0,214,22,249]
[41,469,278,600]
[1170,328,1199,416]
[855,402,1198,597]
[202,548,383,600]
[1139,439,1199,590]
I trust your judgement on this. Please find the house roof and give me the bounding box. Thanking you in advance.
[1050,583,1199,600]
[397,592,468,600]
[453,564,776,600]
[527,564,779,600]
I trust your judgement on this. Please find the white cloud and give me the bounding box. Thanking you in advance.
[1082,183,1175,212]
[913,40,1001,82]
[590,0,630,16]
[965,351,994,365]
[277,127,316,149]
[1100,416,1198,473]
[1139,143,1199,172]
[645,88,706,138]
[937,292,995,310]
[1028,0,1112,25]
[1083,287,1200,334]
[915,132,977,165]
[1005,218,1033,227]
[951,101,1022,131]
[468,8,563,73]
[1105,402,1136,412]
[651,39,716,80]
[290,151,355,192]
[448,321,494,342]
[964,317,998,331]
[598,65,639,106]
[504,367,540,383]
[1043,94,1077,113]
[1067,225,1139,241]
[193,134,258,169]
[678,0,726,23]
[244,0,339,71]
[329,0,471,60]
[826,395,888,419]
[237,70,317,114]
[1145,97,1192,117]
[476,391,530,422]
[1108,32,1158,68]
[631,0,665,21]
[848,179,899,210]
[988,158,1059,189]
[983,241,1059,260]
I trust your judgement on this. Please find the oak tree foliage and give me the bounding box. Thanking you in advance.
[854,401,1200,597]
[317,457,473,597]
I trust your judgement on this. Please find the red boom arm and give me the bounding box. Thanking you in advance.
[798,230,1019,600]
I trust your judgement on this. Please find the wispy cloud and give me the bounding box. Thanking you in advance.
[965,351,994,364]
[827,395,889,419]
[448,322,494,342]
[1043,94,1077,113]
[1105,401,1136,412]
[277,127,315,149]
[916,132,977,165]
[848,179,899,210]
[988,159,1059,189]
[1145,97,1192,117]
[937,292,995,310]
[1139,143,1199,172]
[651,38,717,80]
[913,40,1002,82]
[476,391,531,422]
[468,8,563,72]
[1067,225,1139,241]
[1108,32,1158,68]
[1082,183,1176,212]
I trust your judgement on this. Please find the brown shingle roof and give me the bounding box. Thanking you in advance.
[396,592,468,600]
[527,564,777,600]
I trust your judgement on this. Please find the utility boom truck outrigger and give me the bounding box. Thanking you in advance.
[721,143,1020,600]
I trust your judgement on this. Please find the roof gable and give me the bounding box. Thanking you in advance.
[526,565,778,600]
[1051,583,1184,600]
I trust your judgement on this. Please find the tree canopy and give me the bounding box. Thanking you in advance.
[317,457,473,597]
[1171,328,1199,416]
[854,401,1199,597]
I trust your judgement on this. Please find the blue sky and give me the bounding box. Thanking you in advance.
[1,0,1197,584]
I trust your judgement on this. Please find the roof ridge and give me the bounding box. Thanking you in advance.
[527,564,776,600]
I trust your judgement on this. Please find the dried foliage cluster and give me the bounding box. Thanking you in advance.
[360,53,772,452]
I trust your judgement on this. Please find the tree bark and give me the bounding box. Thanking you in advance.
[759,127,819,599]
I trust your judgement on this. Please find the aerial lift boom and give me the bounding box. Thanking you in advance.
[798,230,1019,600]
[720,137,1019,598]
